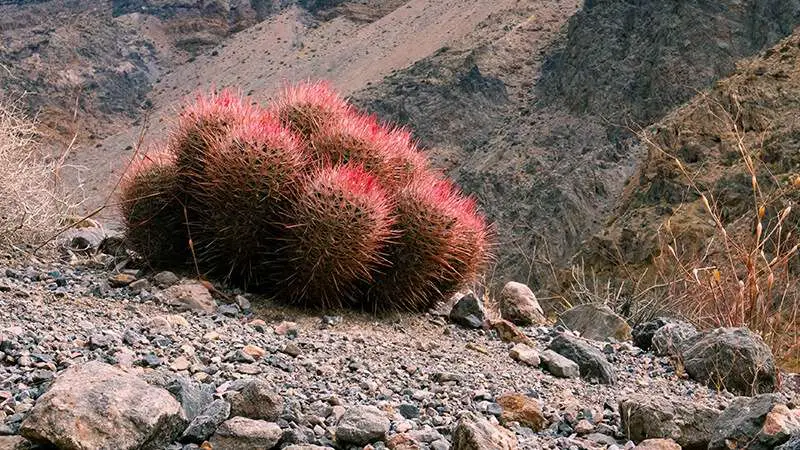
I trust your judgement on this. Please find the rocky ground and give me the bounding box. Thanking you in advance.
[0,231,795,450]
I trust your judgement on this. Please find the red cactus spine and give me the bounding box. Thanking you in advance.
[119,151,189,268]
[169,89,256,189]
[280,165,395,308]
[192,116,309,288]
[270,81,352,140]
[368,175,490,311]
[309,113,428,189]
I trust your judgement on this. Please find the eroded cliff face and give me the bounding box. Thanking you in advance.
[354,0,800,291]
[538,0,800,125]
[0,0,402,144]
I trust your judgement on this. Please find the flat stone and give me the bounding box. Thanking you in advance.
[539,349,580,378]
[161,283,217,314]
[210,417,282,450]
[509,343,540,366]
[558,304,632,342]
[335,406,390,447]
[548,333,616,384]
[497,393,545,431]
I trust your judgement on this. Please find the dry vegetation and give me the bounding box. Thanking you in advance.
[0,101,71,249]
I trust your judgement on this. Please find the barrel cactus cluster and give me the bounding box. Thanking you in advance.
[119,82,490,311]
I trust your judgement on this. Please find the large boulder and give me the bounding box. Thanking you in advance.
[335,406,390,447]
[619,394,720,450]
[209,417,282,450]
[499,281,546,326]
[708,394,800,450]
[452,413,517,450]
[558,304,631,342]
[651,321,698,356]
[548,333,616,384]
[681,327,777,395]
[19,361,185,450]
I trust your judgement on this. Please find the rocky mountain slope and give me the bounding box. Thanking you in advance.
[4,0,800,293]
[580,27,800,276]
[0,237,794,449]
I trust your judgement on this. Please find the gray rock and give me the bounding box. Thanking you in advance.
[539,349,580,378]
[777,434,800,450]
[154,271,180,287]
[708,394,800,450]
[632,318,671,351]
[335,406,390,446]
[449,293,486,329]
[548,333,616,384]
[19,361,184,450]
[651,321,697,356]
[229,379,284,421]
[499,281,546,326]
[283,446,332,450]
[161,283,216,313]
[181,399,230,443]
[619,394,720,450]
[509,343,540,366]
[210,417,282,450]
[558,304,632,342]
[451,413,517,450]
[166,377,214,422]
[681,327,777,395]
[0,435,30,450]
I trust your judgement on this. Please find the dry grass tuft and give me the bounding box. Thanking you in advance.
[0,101,71,248]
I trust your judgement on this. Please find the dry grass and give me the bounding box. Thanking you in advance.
[643,99,800,370]
[0,101,71,249]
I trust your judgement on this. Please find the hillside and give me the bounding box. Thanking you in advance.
[581,28,800,277]
[3,0,800,292]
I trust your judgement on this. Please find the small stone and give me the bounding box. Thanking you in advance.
[235,295,251,311]
[509,343,540,366]
[109,273,136,287]
[128,278,150,293]
[229,379,284,421]
[335,406,390,447]
[491,319,535,346]
[242,345,266,360]
[203,331,220,341]
[548,333,616,384]
[398,404,420,419]
[452,413,517,450]
[282,343,302,357]
[635,439,682,450]
[275,321,299,337]
[181,399,231,444]
[449,292,486,328]
[171,357,191,372]
[218,304,240,317]
[154,271,180,287]
[245,319,264,330]
[539,349,580,378]
[162,283,217,314]
[499,281,546,326]
[497,393,545,431]
[558,304,632,342]
[210,417,282,450]
[574,419,594,435]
